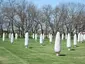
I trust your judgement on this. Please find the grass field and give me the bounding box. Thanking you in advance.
[0,38,85,64]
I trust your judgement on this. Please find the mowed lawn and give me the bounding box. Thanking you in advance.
[0,38,85,64]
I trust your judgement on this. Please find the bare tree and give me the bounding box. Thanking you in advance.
[2,0,17,37]
[41,5,53,35]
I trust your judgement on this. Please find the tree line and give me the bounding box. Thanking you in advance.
[0,0,85,37]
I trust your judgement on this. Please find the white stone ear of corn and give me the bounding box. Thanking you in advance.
[65,34,67,39]
[74,34,77,46]
[25,32,29,47]
[54,32,61,53]
[32,33,34,39]
[49,34,52,43]
[62,34,64,40]
[78,33,80,42]
[11,33,14,43]
[35,34,37,40]
[40,34,43,44]
[3,33,5,41]
[67,33,71,48]
[15,33,18,40]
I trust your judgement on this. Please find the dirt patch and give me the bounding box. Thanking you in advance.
[0,57,8,64]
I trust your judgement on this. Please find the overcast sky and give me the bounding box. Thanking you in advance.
[28,0,85,8]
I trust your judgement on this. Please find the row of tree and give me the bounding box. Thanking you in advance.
[0,0,85,37]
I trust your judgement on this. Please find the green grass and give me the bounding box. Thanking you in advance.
[0,38,85,64]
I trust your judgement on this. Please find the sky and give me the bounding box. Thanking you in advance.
[28,0,85,8]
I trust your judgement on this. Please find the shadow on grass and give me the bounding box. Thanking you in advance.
[40,44,46,46]
[29,47,33,49]
[42,44,46,46]
[0,61,2,64]
[73,46,79,48]
[59,54,66,56]
[70,49,75,51]
[76,46,79,47]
